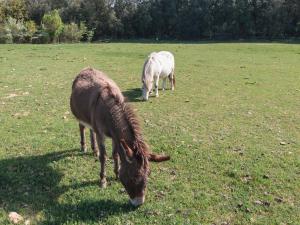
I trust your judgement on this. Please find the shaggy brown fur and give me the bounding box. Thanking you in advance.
[70,67,170,205]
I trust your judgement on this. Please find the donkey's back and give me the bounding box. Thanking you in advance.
[148,51,174,76]
[156,51,174,73]
[70,67,124,133]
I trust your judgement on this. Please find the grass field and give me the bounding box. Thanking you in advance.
[0,42,299,225]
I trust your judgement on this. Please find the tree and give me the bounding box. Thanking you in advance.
[42,9,63,42]
[25,20,37,36]
[2,0,27,21]
[281,0,300,36]
[0,1,5,23]
[114,0,137,37]
[24,0,51,24]
[133,0,152,38]
[176,0,210,39]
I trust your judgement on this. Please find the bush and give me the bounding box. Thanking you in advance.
[0,17,28,43]
[59,22,94,43]
[80,22,94,42]
[42,10,63,42]
[25,20,37,36]
[60,22,83,43]
[0,24,13,43]
[31,30,50,44]
[60,22,94,43]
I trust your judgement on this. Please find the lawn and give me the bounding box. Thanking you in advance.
[0,42,299,225]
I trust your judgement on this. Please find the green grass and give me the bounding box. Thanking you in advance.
[0,42,299,225]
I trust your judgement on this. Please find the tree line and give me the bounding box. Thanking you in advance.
[0,0,299,43]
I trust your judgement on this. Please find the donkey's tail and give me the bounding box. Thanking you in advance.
[169,70,175,88]
[173,72,175,88]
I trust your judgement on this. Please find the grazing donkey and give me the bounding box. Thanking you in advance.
[70,68,170,206]
[141,51,175,101]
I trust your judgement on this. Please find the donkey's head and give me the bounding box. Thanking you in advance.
[119,139,170,206]
[141,57,154,101]
[141,78,153,101]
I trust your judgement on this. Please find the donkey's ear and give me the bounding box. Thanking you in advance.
[120,139,134,158]
[148,153,170,162]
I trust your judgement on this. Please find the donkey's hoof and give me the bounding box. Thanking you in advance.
[99,180,107,188]
[155,94,159,98]
[94,151,100,158]
[81,146,87,153]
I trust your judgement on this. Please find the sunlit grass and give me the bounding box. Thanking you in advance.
[0,42,299,224]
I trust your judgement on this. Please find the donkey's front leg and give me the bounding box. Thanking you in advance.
[112,140,120,179]
[154,76,159,97]
[96,133,107,188]
[162,78,167,91]
[90,130,99,157]
[79,124,87,153]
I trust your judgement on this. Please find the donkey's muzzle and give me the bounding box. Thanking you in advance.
[130,196,145,206]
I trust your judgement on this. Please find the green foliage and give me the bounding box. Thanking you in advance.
[31,30,50,44]
[79,22,94,42]
[42,9,63,42]
[0,2,5,23]
[25,20,37,36]
[0,23,12,43]
[0,17,37,43]
[4,17,28,43]
[4,0,27,21]
[60,22,84,43]
[59,22,94,43]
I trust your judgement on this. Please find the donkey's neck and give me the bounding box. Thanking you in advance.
[109,101,148,156]
[110,102,136,144]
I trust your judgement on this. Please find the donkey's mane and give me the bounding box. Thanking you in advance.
[142,53,156,83]
[99,82,150,158]
[122,103,150,158]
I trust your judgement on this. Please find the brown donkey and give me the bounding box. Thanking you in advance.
[70,67,170,206]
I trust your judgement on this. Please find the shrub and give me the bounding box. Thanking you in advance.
[3,17,27,43]
[0,24,13,43]
[80,22,94,42]
[42,10,63,42]
[60,22,83,43]
[25,20,37,36]
[31,30,50,44]
[60,22,94,43]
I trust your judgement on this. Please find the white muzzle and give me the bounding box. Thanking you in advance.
[130,196,145,206]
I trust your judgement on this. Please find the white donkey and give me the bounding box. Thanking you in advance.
[141,51,175,101]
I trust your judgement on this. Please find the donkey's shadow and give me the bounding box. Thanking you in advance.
[123,87,168,102]
[122,88,142,102]
[0,149,134,224]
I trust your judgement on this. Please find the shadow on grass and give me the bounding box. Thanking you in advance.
[0,149,135,224]
[123,88,143,102]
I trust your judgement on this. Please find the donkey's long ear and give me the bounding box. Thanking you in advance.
[120,139,134,158]
[149,153,170,162]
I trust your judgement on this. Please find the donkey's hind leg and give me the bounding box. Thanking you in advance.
[154,75,159,97]
[168,70,175,91]
[96,131,107,188]
[79,124,87,153]
[162,78,167,91]
[112,140,120,180]
[90,130,99,157]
